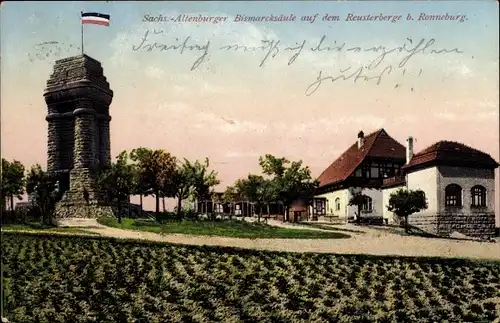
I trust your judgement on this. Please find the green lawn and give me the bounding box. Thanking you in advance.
[97,217,351,239]
[1,223,98,235]
[300,222,367,234]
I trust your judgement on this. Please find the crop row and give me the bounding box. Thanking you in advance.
[2,232,500,323]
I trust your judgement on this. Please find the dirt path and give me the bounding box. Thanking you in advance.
[49,218,500,260]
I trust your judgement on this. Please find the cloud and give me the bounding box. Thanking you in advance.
[435,111,458,121]
[159,101,387,139]
[394,115,418,124]
[433,97,499,122]
[475,111,499,120]
[27,13,40,25]
[224,150,260,158]
[144,66,165,79]
[434,108,498,122]
[457,64,472,77]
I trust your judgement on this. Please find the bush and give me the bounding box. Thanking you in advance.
[133,219,159,227]
[182,210,199,221]
[1,207,41,225]
[154,212,180,223]
[0,210,18,225]
[154,210,200,223]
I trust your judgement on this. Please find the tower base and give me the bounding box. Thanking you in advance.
[54,189,114,219]
[54,201,115,219]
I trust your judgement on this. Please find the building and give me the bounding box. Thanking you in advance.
[383,140,498,238]
[313,129,406,222]
[195,192,285,217]
[313,128,499,238]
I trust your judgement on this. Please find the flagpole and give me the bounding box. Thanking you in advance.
[80,11,84,55]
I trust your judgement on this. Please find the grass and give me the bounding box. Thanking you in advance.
[300,222,367,234]
[97,217,351,239]
[2,232,500,323]
[1,222,98,235]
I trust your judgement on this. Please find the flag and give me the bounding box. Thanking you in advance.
[81,12,110,26]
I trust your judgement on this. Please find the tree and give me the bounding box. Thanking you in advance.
[99,151,136,223]
[1,159,25,213]
[139,149,177,215]
[348,188,369,224]
[165,159,193,217]
[387,188,428,233]
[234,178,250,220]
[258,154,318,222]
[210,191,224,219]
[130,147,154,215]
[259,179,278,221]
[235,174,275,222]
[188,158,220,204]
[222,185,239,220]
[25,164,62,225]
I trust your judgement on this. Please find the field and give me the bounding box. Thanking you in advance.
[1,223,99,235]
[97,217,350,239]
[2,232,500,323]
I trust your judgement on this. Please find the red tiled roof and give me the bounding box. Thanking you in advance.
[318,129,406,188]
[381,175,406,188]
[403,141,499,170]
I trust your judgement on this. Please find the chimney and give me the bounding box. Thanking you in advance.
[406,136,414,164]
[357,131,364,148]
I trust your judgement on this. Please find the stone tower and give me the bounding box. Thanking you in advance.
[44,54,114,218]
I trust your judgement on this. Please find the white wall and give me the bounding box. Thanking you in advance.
[382,185,405,224]
[406,167,439,216]
[349,188,383,218]
[437,166,496,214]
[316,187,384,219]
[315,189,349,218]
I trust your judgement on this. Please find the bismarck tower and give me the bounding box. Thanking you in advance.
[44,54,114,218]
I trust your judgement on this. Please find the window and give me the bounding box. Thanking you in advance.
[362,196,373,212]
[445,184,462,207]
[378,164,385,178]
[313,199,326,215]
[215,203,224,213]
[384,163,395,177]
[362,165,371,178]
[471,185,486,207]
[335,198,341,211]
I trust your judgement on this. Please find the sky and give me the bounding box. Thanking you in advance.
[1,1,499,217]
